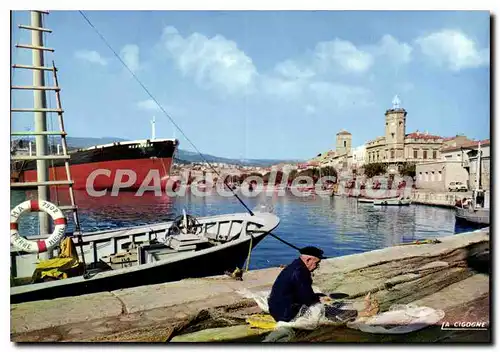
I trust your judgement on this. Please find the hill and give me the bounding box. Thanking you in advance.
[62,136,302,167]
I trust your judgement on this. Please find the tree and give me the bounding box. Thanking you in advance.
[363,162,387,178]
[287,169,298,184]
[320,166,338,182]
[399,162,416,178]
[261,170,284,184]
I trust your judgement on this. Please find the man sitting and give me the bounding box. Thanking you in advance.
[268,246,325,322]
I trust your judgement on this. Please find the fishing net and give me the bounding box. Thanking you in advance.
[276,303,333,330]
[238,289,445,335]
[237,289,353,331]
[237,289,271,312]
[346,303,445,334]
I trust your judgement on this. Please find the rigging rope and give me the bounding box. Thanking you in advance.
[77,11,317,255]
[78,11,254,215]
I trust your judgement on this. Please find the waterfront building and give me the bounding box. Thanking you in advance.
[365,96,444,168]
[415,139,490,191]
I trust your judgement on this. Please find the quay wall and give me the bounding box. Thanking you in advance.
[411,189,472,208]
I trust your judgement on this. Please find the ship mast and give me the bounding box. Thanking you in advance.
[151,116,156,140]
[31,10,51,234]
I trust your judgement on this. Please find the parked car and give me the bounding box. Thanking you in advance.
[448,181,468,192]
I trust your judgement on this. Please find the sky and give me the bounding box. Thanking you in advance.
[11,10,490,160]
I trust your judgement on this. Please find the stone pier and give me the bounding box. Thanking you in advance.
[411,190,472,208]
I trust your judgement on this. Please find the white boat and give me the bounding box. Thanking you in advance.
[358,196,404,204]
[11,210,279,304]
[373,197,412,206]
[455,200,489,225]
[10,11,280,304]
[455,142,490,226]
[357,198,376,203]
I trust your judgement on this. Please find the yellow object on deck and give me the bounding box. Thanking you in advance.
[40,267,69,280]
[34,257,80,281]
[32,237,81,282]
[246,314,277,330]
[59,236,79,259]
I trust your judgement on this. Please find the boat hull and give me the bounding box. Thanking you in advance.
[10,234,265,304]
[11,139,178,191]
[10,212,280,304]
[373,198,411,206]
[455,206,490,226]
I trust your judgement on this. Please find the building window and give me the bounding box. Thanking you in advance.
[423,150,428,159]
[419,172,423,181]
[376,152,379,160]
[438,171,442,181]
[391,149,395,159]
[391,133,395,139]
[344,141,347,148]
[431,171,435,181]
[425,172,428,181]
[414,149,418,159]
[433,150,437,159]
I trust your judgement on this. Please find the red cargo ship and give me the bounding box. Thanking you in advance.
[11,138,179,192]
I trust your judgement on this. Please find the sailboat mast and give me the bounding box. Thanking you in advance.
[31,10,51,234]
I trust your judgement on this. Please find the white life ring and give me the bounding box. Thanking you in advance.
[10,200,67,253]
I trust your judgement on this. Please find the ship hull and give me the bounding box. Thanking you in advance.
[12,139,178,191]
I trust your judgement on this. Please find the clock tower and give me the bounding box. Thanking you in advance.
[385,95,406,161]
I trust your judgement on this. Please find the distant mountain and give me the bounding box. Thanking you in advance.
[63,136,302,166]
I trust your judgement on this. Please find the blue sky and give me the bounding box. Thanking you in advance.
[11,10,490,160]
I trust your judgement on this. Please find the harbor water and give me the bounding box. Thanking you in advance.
[10,189,475,270]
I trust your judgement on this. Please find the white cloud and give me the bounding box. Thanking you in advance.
[313,39,374,74]
[159,26,258,94]
[260,76,304,100]
[370,35,412,65]
[156,27,381,109]
[136,99,186,116]
[136,99,159,111]
[120,44,141,73]
[415,29,489,71]
[74,50,108,66]
[274,60,315,79]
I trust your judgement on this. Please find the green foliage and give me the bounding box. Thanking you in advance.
[363,163,387,178]
[399,162,416,178]
[320,166,337,180]
[262,170,284,184]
